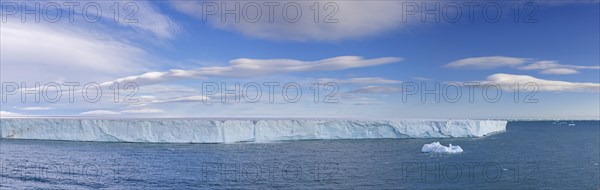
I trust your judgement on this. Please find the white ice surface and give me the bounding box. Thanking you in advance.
[421,142,464,154]
[0,119,507,143]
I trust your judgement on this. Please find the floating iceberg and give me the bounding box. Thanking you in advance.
[0,118,507,143]
[422,142,463,154]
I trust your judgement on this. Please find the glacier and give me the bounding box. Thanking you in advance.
[0,118,507,143]
[422,142,464,154]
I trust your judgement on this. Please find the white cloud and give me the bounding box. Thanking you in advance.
[349,86,402,94]
[446,57,599,75]
[412,77,432,81]
[527,0,599,6]
[141,85,200,95]
[80,110,122,115]
[351,97,382,106]
[102,56,402,86]
[519,61,562,70]
[81,108,165,115]
[0,1,181,84]
[171,1,597,42]
[0,111,22,117]
[17,107,53,111]
[121,108,165,114]
[12,1,178,39]
[116,2,180,38]
[481,73,600,92]
[445,56,528,69]
[0,22,150,83]
[317,77,401,85]
[152,95,211,103]
[170,1,406,41]
[519,60,599,75]
[224,56,402,77]
[539,68,579,75]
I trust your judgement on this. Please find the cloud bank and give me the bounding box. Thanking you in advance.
[170,1,406,41]
[481,73,600,92]
[446,56,599,75]
[102,56,402,86]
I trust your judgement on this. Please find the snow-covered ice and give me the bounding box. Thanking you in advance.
[0,118,507,143]
[422,142,464,154]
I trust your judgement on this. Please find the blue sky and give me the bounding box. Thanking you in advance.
[1,0,599,119]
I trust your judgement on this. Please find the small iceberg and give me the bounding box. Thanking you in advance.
[422,142,463,154]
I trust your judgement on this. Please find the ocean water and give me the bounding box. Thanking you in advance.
[0,121,598,189]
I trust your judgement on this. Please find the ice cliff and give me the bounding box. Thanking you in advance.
[0,119,507,143]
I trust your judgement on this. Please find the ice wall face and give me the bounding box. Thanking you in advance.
[0,119,507,143]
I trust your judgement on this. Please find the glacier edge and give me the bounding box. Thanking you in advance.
[0,119,507,143]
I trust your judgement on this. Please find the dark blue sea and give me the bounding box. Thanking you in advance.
[0,121,598,189]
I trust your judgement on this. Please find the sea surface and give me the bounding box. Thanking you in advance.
[0,121,598,189]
